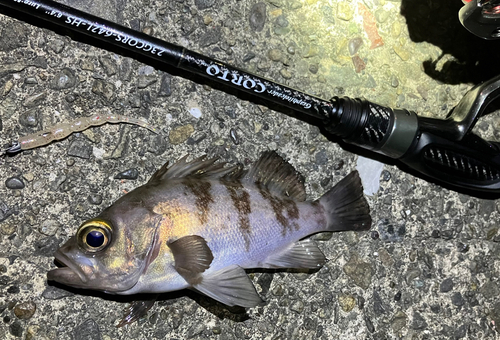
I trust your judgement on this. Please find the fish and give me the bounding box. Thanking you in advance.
[47,151,371,326]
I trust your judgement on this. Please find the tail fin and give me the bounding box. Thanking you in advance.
[318,171,371,232]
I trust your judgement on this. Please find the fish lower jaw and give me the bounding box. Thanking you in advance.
[47,267,88,287]
[49,252,89,285]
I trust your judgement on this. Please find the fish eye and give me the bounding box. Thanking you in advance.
[76,219,112,253]
[86,230,105,247]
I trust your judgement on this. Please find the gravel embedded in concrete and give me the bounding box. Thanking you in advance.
[1,0,499,339]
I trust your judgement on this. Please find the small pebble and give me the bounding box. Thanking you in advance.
[99,56,118,76]
[451,292,465,306]
[337,2,354,21]
[391,311,407,332]
[8,285,20,294]
[338,294,356,312]
[51,68,77,90]
[274,15,289,28]
[390,76,399,88]
[142,26,154,35]
[381,170,391,181]
[393,44,410,61]
[348,37,363,56]
[365,316,375,333]
[249,3,267,32]
[280,68,292,79]
[441,230,454,240]
[169,124,194,145]
[137,75,157,89]
[394,291,402,301]
[87,194,103,205]
[230,128,240,145]
[48,39,65,53]
[24,77,38,85]
[431,230,440,238]
[25,325,40,340]
[440,278,454,293]
[457,242,469,253]
[268,48,282,62]
[189,107,202,119]
[73,319,101,340]
[320,177,331,189]
[242,52,256,62]
[114,168,139,180]
[14,301,36,320]
[19,110,39,128]
[23,173,34,182]
[5,177,24,190]
[157,74,172,98]
[375,9,389,23]
[351,55,366,73]
[290,300,304,313]
[9,321,23,337]
[67,139,92,159]
[302,45,318,58]
[333,160,344,170]
[39,220,60,236]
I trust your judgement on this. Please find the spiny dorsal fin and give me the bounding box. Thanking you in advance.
[242,151,306,201]
[149,152,306,201]
[148,155,240,184]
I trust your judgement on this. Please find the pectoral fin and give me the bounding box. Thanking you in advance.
[194,265,264,308]
[262,239,326,269]
[116,297,157,328]
[167,235,214,285]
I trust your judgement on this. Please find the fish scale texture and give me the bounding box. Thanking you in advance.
[0,0,499,339]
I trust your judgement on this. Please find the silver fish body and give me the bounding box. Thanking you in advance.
[48,151,371,324]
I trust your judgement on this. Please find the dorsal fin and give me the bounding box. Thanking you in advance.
[148,154,240,185]
[242,151,306,201]
[148,152,306,201]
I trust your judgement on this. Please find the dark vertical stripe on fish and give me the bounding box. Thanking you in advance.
[256,183,299,236]
[222,180,252,251]
[283,199,300,230]
[311,200,327,228]
[182,179,213,225]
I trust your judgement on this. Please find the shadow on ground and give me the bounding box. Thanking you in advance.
[401,0,500,85]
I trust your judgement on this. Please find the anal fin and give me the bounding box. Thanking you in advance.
[194,265,264,308]
[262,239,326,269]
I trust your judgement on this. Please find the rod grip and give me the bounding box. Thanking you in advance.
[400,128,500,192]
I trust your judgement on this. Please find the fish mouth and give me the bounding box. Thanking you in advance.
[47,250,89,285]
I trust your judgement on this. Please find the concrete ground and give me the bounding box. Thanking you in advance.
[0,0,499,339]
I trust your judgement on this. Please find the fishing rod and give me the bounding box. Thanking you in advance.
[1,0,500,195]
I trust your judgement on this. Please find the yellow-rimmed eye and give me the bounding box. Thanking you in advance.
[76,219,113,252]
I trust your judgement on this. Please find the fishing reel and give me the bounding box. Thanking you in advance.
[460,0,500,39]
[325,74,500,194]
